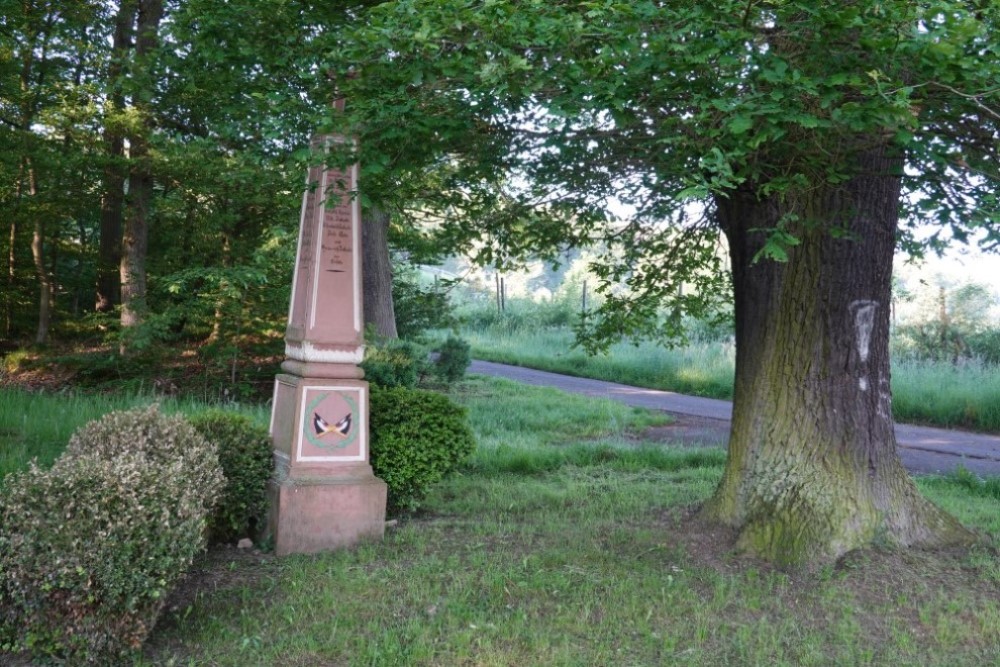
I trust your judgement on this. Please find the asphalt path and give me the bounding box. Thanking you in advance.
[469,359,1000,477]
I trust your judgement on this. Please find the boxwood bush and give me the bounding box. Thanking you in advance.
[0,405,222,665]
[64,404,222,493]
[188,410,273,544]
[369,386,476,513]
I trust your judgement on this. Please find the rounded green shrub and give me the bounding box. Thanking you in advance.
[188,410,273,544]
[64,404,223,496]
[0,459,218,663]
[369,386,476,513]
[0,405,223,664]
[434,335,471,383]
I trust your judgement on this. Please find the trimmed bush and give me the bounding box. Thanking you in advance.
[369,386,476,513]
[434,335,471,383]
[64,404,222,495]
[0,405,223,664]
[0,459,217,663]
[188,410,273,544]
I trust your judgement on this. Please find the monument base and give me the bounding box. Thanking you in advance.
[268,467,387,556]
[267,373,388,556]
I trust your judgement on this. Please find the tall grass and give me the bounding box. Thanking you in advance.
[0,390,268,480]
[892,358,1000,432]
[461,325,736,399]
[458,320,1000,433]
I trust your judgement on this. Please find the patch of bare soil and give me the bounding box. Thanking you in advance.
[141,544,281,661]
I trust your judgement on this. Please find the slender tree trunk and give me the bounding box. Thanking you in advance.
[119,0,163,340]
[702,140,973,564]
[26,162,51,345]
[208,234,231,344]
[7,7,53,339]
[5,215,15,338]
[96,0,135,313]
[361,205,398,338]
[121,152,151,331]
[6,159,26,339]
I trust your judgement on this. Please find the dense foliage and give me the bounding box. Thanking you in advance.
[434,335,471,383]
[361,339,431,388]
[369,386,476,513]
[328,1,999,346]
[0,0,328,362]
[188,410,274,544]
[0,406,222,664]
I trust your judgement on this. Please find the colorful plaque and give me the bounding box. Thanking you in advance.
[294,385,366,462]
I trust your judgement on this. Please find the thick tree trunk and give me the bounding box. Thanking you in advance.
[362,205,398,339]
[119,0,162,339]
[702,141,973,564]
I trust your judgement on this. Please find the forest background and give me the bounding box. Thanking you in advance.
[3,0,1000,412]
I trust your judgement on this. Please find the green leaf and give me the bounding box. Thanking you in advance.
[728,114,754,134]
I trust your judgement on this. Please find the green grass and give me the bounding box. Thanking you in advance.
[461,325,736,399]
[459,323,1000,433]
[3,380,1000,666]
[131,373,999,667]
[892,358,1000,433]
[0,389,267,480]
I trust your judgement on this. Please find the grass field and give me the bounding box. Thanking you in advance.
[134,378,998,666]
[458,323,1000,433]
[2,379,999,665]
[0,390,266,480]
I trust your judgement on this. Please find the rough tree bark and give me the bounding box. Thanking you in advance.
[28,163,51,345]
[96,0,136,313]
[119,0,163,338]
[362,205,398,339]
[701,140,973,564]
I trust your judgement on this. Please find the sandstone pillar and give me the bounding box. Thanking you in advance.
[267,131,387,555]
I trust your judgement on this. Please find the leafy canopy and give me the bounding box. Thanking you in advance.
[326,0,999,347]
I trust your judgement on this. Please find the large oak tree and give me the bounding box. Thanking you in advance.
[328,0,1000,563]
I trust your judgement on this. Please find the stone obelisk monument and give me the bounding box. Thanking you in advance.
[268,108,387,555]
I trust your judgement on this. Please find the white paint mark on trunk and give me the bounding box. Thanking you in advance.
[850,300,878,364]
[859,377,869,391]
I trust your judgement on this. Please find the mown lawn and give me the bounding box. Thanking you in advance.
[137,378,999,666]
[2,378,999,666]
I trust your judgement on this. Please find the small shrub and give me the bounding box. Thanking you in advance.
[370,386,476,513]
[0,405,224,664]
[361,340,430,388]
[434,336,471,383]
[188,410,274,544]
[0,453,219,664]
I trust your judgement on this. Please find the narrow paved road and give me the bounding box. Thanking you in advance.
[470,359,1000,476]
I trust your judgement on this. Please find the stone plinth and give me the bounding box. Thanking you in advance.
[267,132,387,556]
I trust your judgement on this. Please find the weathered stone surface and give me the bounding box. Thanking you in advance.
[267,128,387,556]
